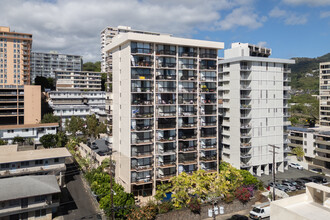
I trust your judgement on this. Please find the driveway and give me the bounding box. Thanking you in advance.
[257,167,330,185]
[57,158,102,220]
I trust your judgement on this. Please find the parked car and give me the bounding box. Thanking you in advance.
[298,177,315,183]
[284,180,304,190]
[310,176,327,184]
[311,168,322,173]
[275,184,290,192]
[228,214,249,220]
[289,162,304,170]
[294,180,306,188]
[281,182,296,191]
[249,203,270,220]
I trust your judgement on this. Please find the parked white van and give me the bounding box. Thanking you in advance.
[249,202,270,219]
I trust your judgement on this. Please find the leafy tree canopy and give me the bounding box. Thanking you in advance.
[41,113,60,124]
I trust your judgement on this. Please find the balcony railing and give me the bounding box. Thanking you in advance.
[200,53,217,59]
[132,87,153,93]
[180,64,197,69]
[179,135,197,140]
[179,146,197,152]
[158,112,176,117]
[240,66,251,71]
[157,50,176,56]
[180,76,197,81]
[200,88,216,92]
[200,156,217,161]
[158,161,176,167]
[241,133,251,138]
[240,85,251,90]
[157,87,176,93]
[179,52,197,57]
[158,123,176,129]
[157,136,175,142]
[180,123,197,128]
[179,99,197,105]
[179,111,197,116]
[131,164,152,171]
[132,113,153,118]
[131,48,153,54]
[201,122,216,126]
[156,75,176,80]
[179,88,197,93]
[240,95,251,99]
[132,100,153,105]
[158,99,175,105]
[158,63,176,68]
[201,99,217,104]
[132,138,153,144]
[200,65,217,70]
[132,125,153,131]
[200,76,217,81]
[132,151,153,158]
[240,104,251,109]
[132,61,153,67]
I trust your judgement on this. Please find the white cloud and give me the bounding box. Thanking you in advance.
[216,7,265,30]
[0,0,263,62]
[320,11,330,18]
[269,7,308,25]
[282,0,330,6]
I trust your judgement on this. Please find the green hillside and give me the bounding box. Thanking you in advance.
[289,53,330,92]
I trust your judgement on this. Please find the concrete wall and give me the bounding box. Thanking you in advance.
[24,85,41,124]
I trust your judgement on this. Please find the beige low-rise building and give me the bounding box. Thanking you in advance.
[0,144,71,178]
[0,175,60,220]
[271,182,330,220]
[55,70,102,91]
[78,139,111,169]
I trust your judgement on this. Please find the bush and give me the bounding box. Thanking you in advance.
[239,170,259,187]
[127,204,157,220]
[158,201,173,214]
[187,197,201,214]
[235,187,252,204]
[223,193,235,204]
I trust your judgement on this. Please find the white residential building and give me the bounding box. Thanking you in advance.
[48,91,106,125]
[106,31,223,196]
[0,175,61,220]
[55,70,102,91]
[218,43,294,176]
[0,123,58,144]
[30,51,82,83]
[320,61,330,127]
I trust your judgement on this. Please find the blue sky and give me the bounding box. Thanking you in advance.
[0,0,329,61]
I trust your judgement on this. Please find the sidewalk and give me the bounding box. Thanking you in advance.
[204,209,250,220]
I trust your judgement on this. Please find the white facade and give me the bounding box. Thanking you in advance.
[55,70,102,91]
[107,32,224,196]
[218,43,295,176]
[30,51,82,83]
[320,62,330,127]
[0,123,58,143]
[49,91,106,125]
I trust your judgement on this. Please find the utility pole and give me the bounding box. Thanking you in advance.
[269,144,279,201]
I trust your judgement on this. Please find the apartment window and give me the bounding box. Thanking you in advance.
[21,161,29,167]
[304,141,307,145]
[35,160,43,165]
[35,209,47,218]
[35,195,47,203]
[1,163,10,169]
[9,199,20,207]
[304,134,307,138]
[54,158,59,163]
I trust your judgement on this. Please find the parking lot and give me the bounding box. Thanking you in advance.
[257,167,330,186]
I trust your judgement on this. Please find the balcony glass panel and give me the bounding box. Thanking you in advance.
[178,94,197,105]
[156,69,176,80]
[131,106,153,118]
[179,105,197,116]
[156,81,176,93]
[178,82,197,93]
[157,57,176,68]
[157,118,176,129]
[157,93,176,104]
[156,44,176,55]
[179,70,197,81]
[178,117,197,128]
[178,46,197,57]
[200,60,216,69]
[131,68,153,80]
[131,55,153,67]
[156,130,176,141]
[179,129,197,139]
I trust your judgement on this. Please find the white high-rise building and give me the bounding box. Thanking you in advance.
[106,32,224,196]
[320,62,330,127]
[218,43,294,176]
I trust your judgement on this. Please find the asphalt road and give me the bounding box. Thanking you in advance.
[58,158,102,220]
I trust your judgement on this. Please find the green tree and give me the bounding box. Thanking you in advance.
[13,136,25,144]
[85,114,107,139]
[83,61,101,72]
[0,139,8,145]
[39,134,57,148]
[65,116,84,136]
[34,76,55,91]
[291,146,305,161]
[239,170,259,186]
[56,131,68,147]
[41,113,60,124]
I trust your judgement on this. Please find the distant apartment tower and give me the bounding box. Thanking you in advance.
[30,51,82,83]
[100,26,165,73]
[0,85,41,125]
[106,32,223,196]
[55,70,101,91]
[218,43,294,176]
[320,62,330,126]
[0,26,32,86]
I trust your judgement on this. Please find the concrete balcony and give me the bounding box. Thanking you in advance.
[315,139,330,146]
[288,135,303,141]
[0,164,66,177]
[288,142,303,148]
[315,147,330,154]
[240,66,252,71]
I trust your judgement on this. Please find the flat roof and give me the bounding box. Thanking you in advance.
[0,175,60,201]
[0,147,71,164]
[218,56,295,64]
[288,126,312,133]
[0,123,59,130]
[280,201,330,220]
[106,32,224,52]
[54,70,103,74]
[85,139,110,156]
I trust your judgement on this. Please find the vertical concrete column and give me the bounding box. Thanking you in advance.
[256,165,262,176]
[278,162,284,172]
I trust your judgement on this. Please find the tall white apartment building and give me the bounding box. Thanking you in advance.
[55,70,102,91]
[218,43,294,176]
[106,32,223,196]
[30,51,82,83]
[320,62,330,127]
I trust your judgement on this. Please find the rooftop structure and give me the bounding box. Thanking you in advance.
[106,31,223,196]
[30,51,82,83]
[218,42,294,175]
[55,70,102,91]
[0,175,60,219]
[271,183,330,220]
[78,138,111,168]
[0,26,32,86]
